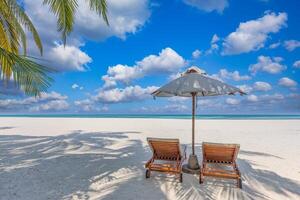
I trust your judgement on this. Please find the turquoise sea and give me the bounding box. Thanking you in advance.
[0,114,300,120]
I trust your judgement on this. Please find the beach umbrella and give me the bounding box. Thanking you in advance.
[151,66,245,172]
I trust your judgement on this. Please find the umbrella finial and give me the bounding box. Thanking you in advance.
[185,66,206,75]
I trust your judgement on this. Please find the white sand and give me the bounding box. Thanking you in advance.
[0,117,299,200]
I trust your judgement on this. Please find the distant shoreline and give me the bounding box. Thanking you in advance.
[0,114,300,120]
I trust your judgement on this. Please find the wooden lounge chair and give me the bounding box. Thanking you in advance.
[145,137,186,182]
[200,142,242,188]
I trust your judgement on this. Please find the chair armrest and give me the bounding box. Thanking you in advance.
[145,157,154,168]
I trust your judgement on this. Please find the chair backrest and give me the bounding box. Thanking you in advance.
[147,137,181,160]
[202,142,240,163]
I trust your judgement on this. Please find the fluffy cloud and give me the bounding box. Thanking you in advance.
[284,40,300,51]
[222,12,287,55]
[30,100,69,112]
[24,0,150,71]
[253,81,272,91]
[249,56,286,74]
[211,34,220,44]
[0,92,69,112]
[74,99,108,112]
[183,0,229,13]
[293,60,300,68]
[212,69,251,81]
[225,98,240,105]
[237,85,253,93]
[93,85,158,103]
[268,42,281,49]
[245,93,284,104]
[71,84,84,90]
[0,80,24,96]
[73,0,150,41]
[101,48,185,88]
[206,34,220,54]
[278,77,297,87]
[246,94,258,102]
[47,44,92,71]
[192,49,201,59]
[163,104,188,112]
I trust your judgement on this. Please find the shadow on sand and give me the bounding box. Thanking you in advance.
[0,134,299,200]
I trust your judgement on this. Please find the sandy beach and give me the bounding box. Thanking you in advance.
[0,117,299,200]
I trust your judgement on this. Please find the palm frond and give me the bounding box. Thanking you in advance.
[88,0,109,25]
[0,47,54,96]
[4,0,43,55]
[43,0,78,45]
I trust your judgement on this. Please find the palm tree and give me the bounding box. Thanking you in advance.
[0,0,108,96]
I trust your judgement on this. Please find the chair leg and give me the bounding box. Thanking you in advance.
[145,169,150,178]
[199,172,203,184]
[179,173,183,183]
[237,178,242,189]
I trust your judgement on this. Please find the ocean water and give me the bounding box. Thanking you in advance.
[0,114,300,120]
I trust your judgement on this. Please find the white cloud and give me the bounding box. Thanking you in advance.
[23,0,150,71]
[192,49,201,59]
[163,104,188,112]
[71,83,84,90]
[0,91,69,112]
[197,99,219,108]
[237,85,253,93]
[225,98,240,105]
[93,85,158,103]
[30,100,69,112]
[284,40,300,51]
[47,44,92,71]
[293,60,300,68]
[213,69,251,81]
[245,93,284,104]
[72,84,79,89]
[211,34,220,44]
[183,0,229,13]
[268,42,281,49]
[247,94,258,102]
[168,96,189,103]
[249,56,286,74]
[0,80,24,96]
[222,12,287,55]
[101,48,185,88]
[278,77,297,87]
[74,99,107,112]
[260,93,284,101]
[253,81,272,91]
[74,0,150,41]
[206,34,220,54]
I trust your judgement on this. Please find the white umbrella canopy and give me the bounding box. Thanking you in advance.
[152,67,245,97]
[151,66,245,171]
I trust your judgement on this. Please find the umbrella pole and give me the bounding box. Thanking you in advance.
[192,93,196,155]
[182,92,200,174]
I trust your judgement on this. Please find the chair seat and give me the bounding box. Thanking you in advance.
[202,167,240,179]
[200,142,242,188]
[145,137,186,182]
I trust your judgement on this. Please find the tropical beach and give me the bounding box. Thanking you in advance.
[1,0,300,199]
[0,117,300,200]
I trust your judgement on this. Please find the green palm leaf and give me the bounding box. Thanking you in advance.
[0,47,54,96]
[43,0,78,45]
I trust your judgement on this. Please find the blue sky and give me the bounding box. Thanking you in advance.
[0,0,299,114]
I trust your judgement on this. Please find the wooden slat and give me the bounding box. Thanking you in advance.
[200,142,242,188]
